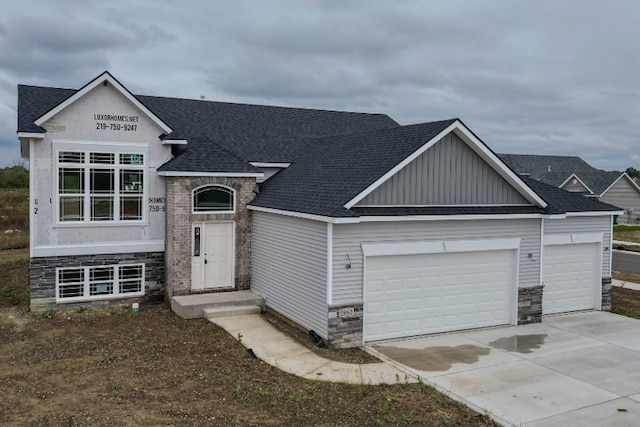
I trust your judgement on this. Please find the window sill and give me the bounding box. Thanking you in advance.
[55,221,148,228]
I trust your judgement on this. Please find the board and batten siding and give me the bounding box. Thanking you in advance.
[251,211,329,337]
[600,177,640,224]
[543,216,612,275]
[332,219,541,305]
[356,133,529,206]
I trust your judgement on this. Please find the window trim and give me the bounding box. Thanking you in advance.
[192,184,236,214]
[55,263,145,303]
[54,142,148,225]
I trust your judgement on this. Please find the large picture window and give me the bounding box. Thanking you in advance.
[56,264,144,302]
[57,149,145,223]
[193,185,235,213]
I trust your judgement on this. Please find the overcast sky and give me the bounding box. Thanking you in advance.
[1,0,639,171]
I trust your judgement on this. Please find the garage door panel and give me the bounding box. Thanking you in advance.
[364,249,515,342]
[543,243,599,315]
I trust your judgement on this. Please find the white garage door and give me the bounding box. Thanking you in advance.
[364,249,516,342]
[543,243,599,315]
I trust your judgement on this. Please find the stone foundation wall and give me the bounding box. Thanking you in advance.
[327,304,364,349]
[517,285,544,324]
[29,251,165,311]
[601,276,612,310]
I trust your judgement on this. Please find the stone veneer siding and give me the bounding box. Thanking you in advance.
[29,251,165,311]
[165,176,256,298]
[602,276,612,310]
[517,285,544,325]
[327,304,364,349]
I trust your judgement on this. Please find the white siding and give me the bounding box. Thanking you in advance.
[544,216,612,275]
[251,212,329,337]
[332,219,541,305]
[30,83,170,253]
[356,133,529,206]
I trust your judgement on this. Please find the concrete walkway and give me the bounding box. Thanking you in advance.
[209,314,417,385]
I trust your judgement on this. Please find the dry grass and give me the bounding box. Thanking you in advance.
[0,188,29,250]
[613,224,640,245]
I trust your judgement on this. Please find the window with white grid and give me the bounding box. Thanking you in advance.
[56,263,145,302]
[57,149,146,223]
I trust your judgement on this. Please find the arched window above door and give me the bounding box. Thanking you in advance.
[193,185,235,213]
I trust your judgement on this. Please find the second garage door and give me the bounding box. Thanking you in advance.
[543,243,599,315]
[364,249,516,342]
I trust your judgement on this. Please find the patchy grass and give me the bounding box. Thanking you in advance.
[613,224,640,245]
[0,188,29,250]
[0,249,29,313]
[611,287,640,319]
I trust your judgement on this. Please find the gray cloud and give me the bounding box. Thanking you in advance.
[1,0,639,171]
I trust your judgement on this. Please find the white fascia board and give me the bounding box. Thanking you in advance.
[565,210,623,217]
[161,139,188,145]
[247,205,359,223]
[34,71,173,135]
[344,121,459,209]
[326,223,333,305]
[18,132,45,139]
[361,237,520,257]
[32,240,165,258]
[356,213,547,222]
[250,162,291,168]
[354,203,534,208]
[343,120,547,209]
[559,173,594,194]
[544,233,603,246]
[601,173,640,196]
[451,124,548,208]
[157,171,264,178]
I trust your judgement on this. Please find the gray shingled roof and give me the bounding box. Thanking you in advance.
[499,153,623,196]
[18,81,620,218]
[18,84,400,171]
[251,122,621,217]
[251,120,457,217]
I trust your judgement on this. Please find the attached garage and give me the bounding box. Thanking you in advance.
[542,234,602,315]
[362,239,519,342]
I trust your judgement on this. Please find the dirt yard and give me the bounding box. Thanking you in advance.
[0,252,494,427]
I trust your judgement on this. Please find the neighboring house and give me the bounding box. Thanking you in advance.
[500,153,640,224]
[18,72,621,348]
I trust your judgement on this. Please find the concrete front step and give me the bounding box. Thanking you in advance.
[171,291,264,319]
[204,305,261,319]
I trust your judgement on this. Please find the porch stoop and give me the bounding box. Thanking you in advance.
[171,291,264,320]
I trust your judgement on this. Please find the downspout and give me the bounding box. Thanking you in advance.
[326,222,333,305]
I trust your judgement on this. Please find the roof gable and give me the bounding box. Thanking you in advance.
[346,121,547,209]
[355,130,530,206]
[559,173,593,194]
[32,71,173,135]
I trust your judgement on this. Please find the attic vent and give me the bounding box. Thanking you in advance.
[103,81,108,87]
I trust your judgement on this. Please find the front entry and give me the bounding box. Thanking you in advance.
[191,222,234,290]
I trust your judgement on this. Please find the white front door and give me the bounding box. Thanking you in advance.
[192,222,234,290]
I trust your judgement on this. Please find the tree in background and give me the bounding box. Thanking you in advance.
[626,167,640,180]
[0,161,28,188]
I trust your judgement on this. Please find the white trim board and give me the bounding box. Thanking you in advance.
[543,233,604,246]
[361,238,520,257]
[559,173,594,194]
[250,162,291,168]
[34,71,173,135]
[158,171,264,178]
[344,120,548,209]
[32,240,165,258]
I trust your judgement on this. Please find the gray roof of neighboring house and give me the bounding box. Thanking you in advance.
[499,153,623,196]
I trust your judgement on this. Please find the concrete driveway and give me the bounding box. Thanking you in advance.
[367,312,640,426]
